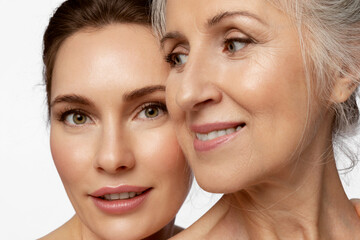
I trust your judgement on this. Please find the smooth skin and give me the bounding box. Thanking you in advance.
[41,24,191,240]
[161,0,360,239]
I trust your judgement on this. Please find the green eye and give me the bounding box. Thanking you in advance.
[137,103,167,120]
[144,107,159,118]
[73,113,87,124]
[64,113,88,125]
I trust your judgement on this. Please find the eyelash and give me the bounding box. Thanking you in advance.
[57,108,92,126]
[136,102,168,120]
[57,102,167,123]
[165,36,254,68]
[165,52,187,69]
[223,37,253,53]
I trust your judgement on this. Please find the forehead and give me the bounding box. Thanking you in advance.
[165,0,287,31]
[51,24,168,99]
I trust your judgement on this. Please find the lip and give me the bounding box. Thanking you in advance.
[191,122,245,152]
[91,185,150,197]
[190,122,243,134]
[90,185,152,215]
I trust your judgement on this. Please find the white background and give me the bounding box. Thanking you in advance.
[0,1,358,239]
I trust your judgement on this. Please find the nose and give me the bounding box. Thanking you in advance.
[175,51,222,111]
[93,122,135,174]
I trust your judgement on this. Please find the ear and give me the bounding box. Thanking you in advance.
[330,76,358,103]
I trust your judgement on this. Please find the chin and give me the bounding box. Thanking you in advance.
[89,222,156,240]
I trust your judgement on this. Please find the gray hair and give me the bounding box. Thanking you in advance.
[152,0,360,168]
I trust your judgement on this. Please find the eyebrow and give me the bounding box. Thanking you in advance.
[51,85,166,108]
[51,94,94,108]
[207,10,268,27]
[123,85,166,101]
[160,10,267,48]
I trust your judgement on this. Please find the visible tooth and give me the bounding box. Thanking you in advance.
[208,131,218,140]
[129,192,136,198]
[196,133,202,140]
[136,192,142,196]
[196,133,208,141]
[202,134,209,141]
[119,192,130,200]
[217,130,227,137]
[110,193,120,200]
[226,128,235,135]
[196,126,242,142]
[104,194,112,200]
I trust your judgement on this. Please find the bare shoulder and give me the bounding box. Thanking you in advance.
[170,226,203,240]
[171,199,229,240]
[38,215,80,240]
[39,228,65,240]
[170,213,214,239]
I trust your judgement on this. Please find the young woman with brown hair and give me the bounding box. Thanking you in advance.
[40,1,192,239]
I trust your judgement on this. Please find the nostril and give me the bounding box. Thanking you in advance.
[96,165,129,174]
[193,99,215,110]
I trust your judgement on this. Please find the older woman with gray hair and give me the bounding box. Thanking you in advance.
[153,0,360,239]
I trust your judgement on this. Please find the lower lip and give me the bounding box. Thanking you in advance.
[193,128,243,152]
[91,189,151,214]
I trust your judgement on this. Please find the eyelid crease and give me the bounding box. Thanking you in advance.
[165,45,188,63]
[162,10,268,55]
[224,37,254,45]
[160,31,186,49]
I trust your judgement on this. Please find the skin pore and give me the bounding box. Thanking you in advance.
[43,24,191,240]
[161,0,360,239]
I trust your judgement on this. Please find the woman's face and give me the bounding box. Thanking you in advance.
[50,24,191,239]
[162,0,333,193]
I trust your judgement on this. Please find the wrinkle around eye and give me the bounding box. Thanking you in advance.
[165,44,189,69]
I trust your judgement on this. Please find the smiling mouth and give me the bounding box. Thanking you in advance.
[98,189,150,201]
[195,123,246,141]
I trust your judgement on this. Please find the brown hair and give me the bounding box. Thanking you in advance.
[43,0,152,115]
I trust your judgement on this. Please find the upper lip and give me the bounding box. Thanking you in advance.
[190,122,245,134]
[90,185,151,197]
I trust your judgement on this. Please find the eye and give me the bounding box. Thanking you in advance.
[67,113,87,125]
[137,103,167,120]
[59,110,92,126]
[165,53,188,68]
[224,38,250,54]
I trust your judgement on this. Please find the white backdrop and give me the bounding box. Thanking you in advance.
[0,1,358,239]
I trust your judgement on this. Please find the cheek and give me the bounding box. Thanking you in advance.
[50,127,94,187]
[222,50,307,117]
[133,125,188,175]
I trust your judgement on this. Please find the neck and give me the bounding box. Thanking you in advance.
[200,111,360,239]
[75,215,177,240]
[143,219,178,240]
[216,151,360,239]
